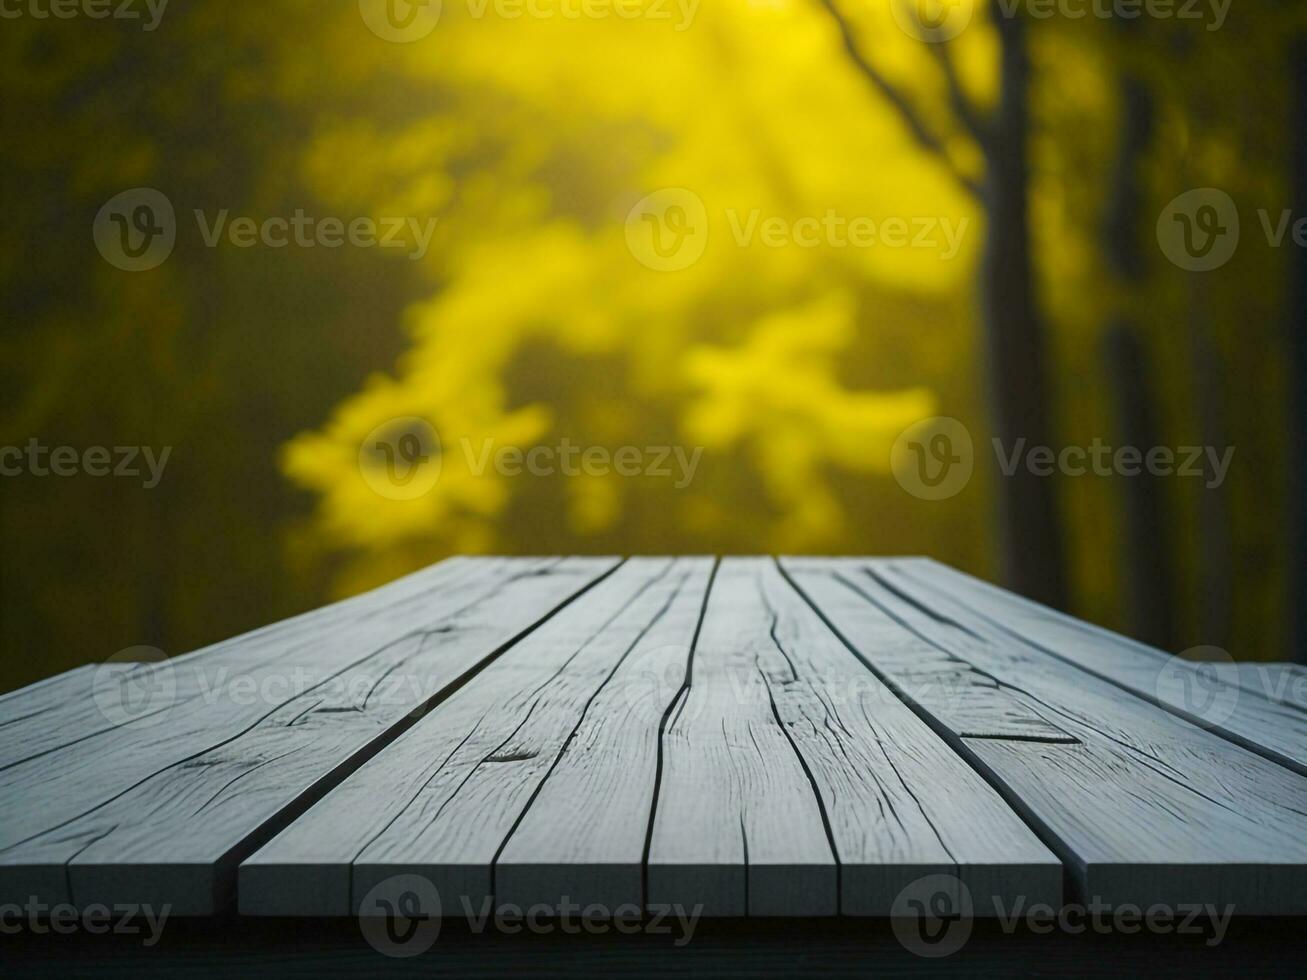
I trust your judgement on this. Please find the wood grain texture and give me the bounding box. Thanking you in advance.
[240,558,698,917]
[494,558,715,912]
[651,559,1058,916]
[1,559,468,773]
[0,557,618,914]
[903,559,1307,776]
[0,666,100,770]
[12,553,1304,921]
[1237,664,1307,711]
[0,663,96,708]
[646,559,835,917]
[783,558,1307,914]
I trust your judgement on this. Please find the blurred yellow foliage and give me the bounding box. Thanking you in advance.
[281,0,983,588]
[4,0,1303,689]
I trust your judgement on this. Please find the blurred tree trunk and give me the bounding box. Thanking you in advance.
[1187,279,1233,651]
[979,12,1067,610]
[1289,38,1307,664]
[1100,68,1177,650]
[1103,323,1176,648]
[814,1,1067,609]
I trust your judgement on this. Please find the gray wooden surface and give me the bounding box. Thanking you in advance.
[0,557,618,913]
[647,559,1059,916]
[783,558,1307,913]
[6,556,1307,918]
[902,560,1307,775]
[0,665,99,769]
[242,558,701,916]
[494,559,714,912]
[1238,663,1307,711]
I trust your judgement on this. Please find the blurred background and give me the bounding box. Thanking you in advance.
[3,0,1305,693]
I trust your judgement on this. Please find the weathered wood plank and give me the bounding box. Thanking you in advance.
[646,560,836,916]
[648,558,1059,917]
[1237,663,1307,711]
[1,666,117,772]
[494,558,715,913]
[783,558,1307,913]
[902,559,1307,775]
[772,567,1077,746]
[0,663,96,708]
[0,557,618,914]
[0,558,469,772]
[240,558,696,917]
[0,665,98,752]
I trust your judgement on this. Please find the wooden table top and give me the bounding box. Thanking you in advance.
[3,556,1306,950]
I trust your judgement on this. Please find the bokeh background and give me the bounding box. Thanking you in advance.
[3,0,1306,692]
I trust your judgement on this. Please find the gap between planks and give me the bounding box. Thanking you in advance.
[243,558,1060,918]
[782,559,1307,914]
[0,557,623,914]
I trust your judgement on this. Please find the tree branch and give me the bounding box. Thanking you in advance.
[925,38,991,149]
[813,0,982,199]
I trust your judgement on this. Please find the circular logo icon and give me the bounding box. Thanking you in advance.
[891,416,974,501]
[358,874,442,958]
[93,188,176,272]
[891,0,974,43]
[625,188,709,272]
[1156,188,1239,272]
[359,417,442,501]
[891,873,973,958]
[1154,645,1240,728]
[359,0,441,43]
[92,646,176,727]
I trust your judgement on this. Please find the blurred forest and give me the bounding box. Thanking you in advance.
[3,0,1306,692]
